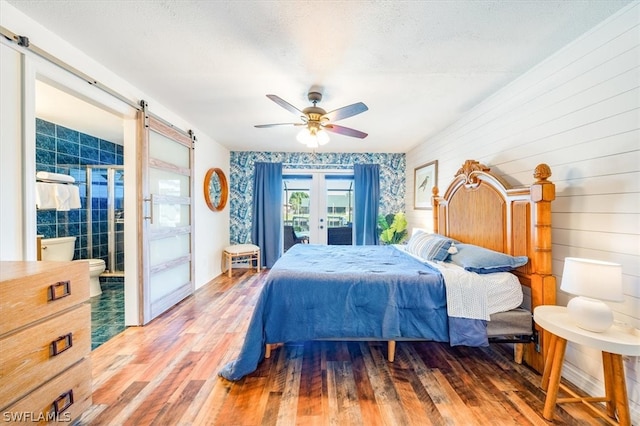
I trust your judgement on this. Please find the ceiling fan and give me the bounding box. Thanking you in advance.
[254,91,368,147]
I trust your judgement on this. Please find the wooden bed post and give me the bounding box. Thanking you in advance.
[432,186,440,233]
[525,164,556,373]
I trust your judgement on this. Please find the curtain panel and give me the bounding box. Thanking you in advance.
[354,164,380,245]
[251,162,283,267]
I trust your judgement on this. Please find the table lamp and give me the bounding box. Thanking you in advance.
[561,257,623,332]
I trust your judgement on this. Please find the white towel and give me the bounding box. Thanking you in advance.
[35,182,57,210]
[36,171,75,183]
[68,185,81,209]
[54,184,71,211]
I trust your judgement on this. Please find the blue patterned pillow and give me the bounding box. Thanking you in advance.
[406,231,454,262]
[448,243,528,274]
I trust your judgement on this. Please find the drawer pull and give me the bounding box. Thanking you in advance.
[52,389,74,415]
[50,333,73,356]
[48,280,71,301]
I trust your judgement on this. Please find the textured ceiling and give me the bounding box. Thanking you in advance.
[5,0,633,153]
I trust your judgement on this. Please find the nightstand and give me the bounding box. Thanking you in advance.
[534,305,640,426]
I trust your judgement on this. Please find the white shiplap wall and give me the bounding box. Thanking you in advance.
[406,2,640,421]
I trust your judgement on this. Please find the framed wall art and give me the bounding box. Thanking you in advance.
[414,160,438,210]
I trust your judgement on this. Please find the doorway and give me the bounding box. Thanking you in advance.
[282,170,354,247]
[35,79,131,349]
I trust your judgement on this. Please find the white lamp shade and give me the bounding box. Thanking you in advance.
[561,257,623,302]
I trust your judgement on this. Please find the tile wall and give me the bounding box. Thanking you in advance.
[35,118,124,263]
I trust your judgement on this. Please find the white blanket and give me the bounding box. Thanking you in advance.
[433,261,523,321]
[394,244,523,321]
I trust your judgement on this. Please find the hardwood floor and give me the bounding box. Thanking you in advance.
[81,269,610,425]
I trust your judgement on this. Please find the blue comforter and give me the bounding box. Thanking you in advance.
[219,244,487,381]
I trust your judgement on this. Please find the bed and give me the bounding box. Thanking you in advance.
[219,160,556,381]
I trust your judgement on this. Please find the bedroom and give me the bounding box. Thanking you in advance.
[0,1,638,424]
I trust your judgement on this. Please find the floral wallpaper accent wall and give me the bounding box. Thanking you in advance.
[230,151,405,244]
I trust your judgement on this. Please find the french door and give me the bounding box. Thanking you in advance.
[283,171,354,246]
[138,109,194,324]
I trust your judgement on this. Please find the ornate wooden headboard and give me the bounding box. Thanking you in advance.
[433,160,556,373]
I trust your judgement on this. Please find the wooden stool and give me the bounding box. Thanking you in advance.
[223,244,260,278]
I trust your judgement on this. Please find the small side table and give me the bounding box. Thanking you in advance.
[223,244,261,278]
[534,305,640,425]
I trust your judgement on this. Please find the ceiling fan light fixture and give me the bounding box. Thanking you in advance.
[297,126,330,148]
[257,92,368,147]
[317,129,330,146]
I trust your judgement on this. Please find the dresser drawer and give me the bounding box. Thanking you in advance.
[0,303,90,409]
[1,358,92,425]
[0,261,89,335]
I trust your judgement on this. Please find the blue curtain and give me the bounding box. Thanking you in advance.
[251,162,282,268]
[354,164,380,245]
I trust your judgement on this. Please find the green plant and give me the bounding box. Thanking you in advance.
[378,212,408,245]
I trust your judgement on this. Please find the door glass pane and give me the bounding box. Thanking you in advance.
[283,176,311,250]
[326,177,354,245]
[149,168,189,197]
[152,203,189,228]
[113,169,125,273]
[150,262,190,300]
[282,173,354,247]
[149,129,189,168]
[150,234,190,265]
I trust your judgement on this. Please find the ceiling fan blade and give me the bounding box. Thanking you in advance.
[323,102,368,122]
[266,94,303,115]
[254,123,304,128]
[324,124,368,139]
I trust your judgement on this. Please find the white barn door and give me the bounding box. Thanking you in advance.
[138,106,195,324]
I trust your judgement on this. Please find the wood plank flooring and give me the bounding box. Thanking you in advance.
[81,269,611,425]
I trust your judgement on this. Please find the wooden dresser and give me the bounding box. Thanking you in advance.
[0,261,92,424]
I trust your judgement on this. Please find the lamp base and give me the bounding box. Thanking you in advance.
[567,296,614,333]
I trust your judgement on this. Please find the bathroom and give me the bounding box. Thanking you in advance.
[35,81,126,350]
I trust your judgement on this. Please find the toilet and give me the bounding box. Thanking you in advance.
[40,236,106,297]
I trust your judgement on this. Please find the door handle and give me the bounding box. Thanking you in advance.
[143,194,154,224]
